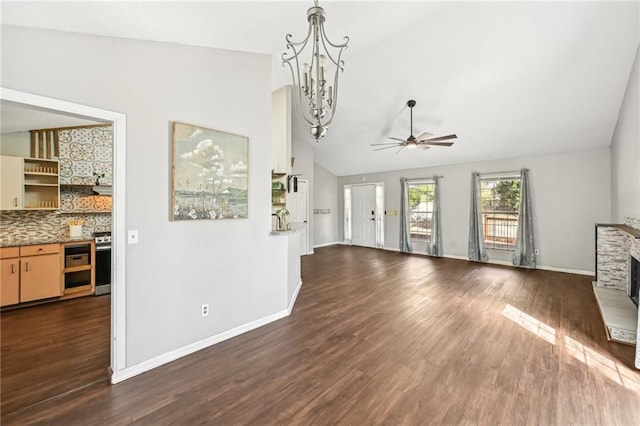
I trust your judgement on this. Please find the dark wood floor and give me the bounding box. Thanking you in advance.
[1,294,111,418]
[2,245,639,425]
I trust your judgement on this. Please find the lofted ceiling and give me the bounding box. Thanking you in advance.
[2,1,639,176]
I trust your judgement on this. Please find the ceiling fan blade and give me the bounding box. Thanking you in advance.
[421,134,458,142]
[374,145,401,151]
[418,145,431,150]
[395,146,406,154]
[415,132,434,141]
[388,137,407,142]
[370,142,404,146]
[423,141,454,147]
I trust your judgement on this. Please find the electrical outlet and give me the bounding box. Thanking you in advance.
[534,249,540,255]
[201,304,209,317]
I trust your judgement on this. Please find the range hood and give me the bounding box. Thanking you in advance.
[92,186,112,196]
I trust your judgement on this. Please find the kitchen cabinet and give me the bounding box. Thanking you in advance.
[60,241,95,299]
[19,244,61,302]
[0,156,60,210]
[0,244,61,306]
[23,158,60,209]
[0,156,23,210]
[0,248,20,306]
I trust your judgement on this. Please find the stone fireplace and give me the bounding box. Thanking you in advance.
[631,256,639,307]
[593,217,640,370]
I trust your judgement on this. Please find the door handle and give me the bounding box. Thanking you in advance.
[11,263,15,274]
[25,262,30,272]
[14,197,18,207]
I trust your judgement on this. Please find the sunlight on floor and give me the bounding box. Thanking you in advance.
[502,304,640,393]
[502,303,556,345]
[565,335,640,393]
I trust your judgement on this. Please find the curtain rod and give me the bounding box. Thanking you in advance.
[479,171,520,179]
[406,175,444,182]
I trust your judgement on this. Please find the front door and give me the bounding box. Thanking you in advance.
[351,184,376,248]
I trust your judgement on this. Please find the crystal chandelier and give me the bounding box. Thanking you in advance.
[282,0,349,141]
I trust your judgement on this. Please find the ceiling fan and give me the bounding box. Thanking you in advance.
[371,100,457,154]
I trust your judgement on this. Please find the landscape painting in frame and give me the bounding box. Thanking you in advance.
[171,122,248,221]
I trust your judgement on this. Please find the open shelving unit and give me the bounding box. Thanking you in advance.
[272,172,287,208]
[60,241,95,300]
[23,158,59,210]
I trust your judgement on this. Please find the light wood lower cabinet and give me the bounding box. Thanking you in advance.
[0,248,20,306]
[0,244,61,306]
[20,250,61,302]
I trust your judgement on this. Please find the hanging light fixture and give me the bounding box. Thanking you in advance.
[282,0,349,141]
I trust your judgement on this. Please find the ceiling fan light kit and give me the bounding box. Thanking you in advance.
[282,0,349,142]
[370,99,458,154]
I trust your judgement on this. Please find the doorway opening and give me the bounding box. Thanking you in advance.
[0,88,126,413]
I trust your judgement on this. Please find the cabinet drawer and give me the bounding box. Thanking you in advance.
[0,247,20,259]
[20,243,60,257]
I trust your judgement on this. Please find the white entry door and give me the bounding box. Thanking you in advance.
[351,184,376,248]
[288,179,310,255]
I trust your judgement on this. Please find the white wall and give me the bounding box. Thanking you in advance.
[271,86,291,174]
[338,148,610,273]
[313,163,339,246]
[611,46,640,223]
[1,26,288,367]
[0,131,31,157]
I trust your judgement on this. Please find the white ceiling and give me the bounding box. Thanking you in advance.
[2,1,639,176]
[1,102,103,133]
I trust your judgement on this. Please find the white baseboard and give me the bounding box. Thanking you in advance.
[536,265,593,276]
[288,279,303,314]
[382,249,594,276]
[313,241,342,248]
[111,308,289,384]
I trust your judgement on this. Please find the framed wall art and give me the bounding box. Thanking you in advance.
[171,122,248,221]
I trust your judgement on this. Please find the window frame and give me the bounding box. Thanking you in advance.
[479,174,521,251]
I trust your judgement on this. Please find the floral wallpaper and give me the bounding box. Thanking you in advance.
[58,126,113,185]
[60,186,112,213]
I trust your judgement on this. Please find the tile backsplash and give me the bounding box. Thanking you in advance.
[0,210,110,245]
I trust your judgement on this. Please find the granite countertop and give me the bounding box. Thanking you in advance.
[1,232,95,247]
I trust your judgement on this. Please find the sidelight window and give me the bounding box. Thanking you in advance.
[407,181,434,253]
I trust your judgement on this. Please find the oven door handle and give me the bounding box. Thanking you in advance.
[96,246,112,251]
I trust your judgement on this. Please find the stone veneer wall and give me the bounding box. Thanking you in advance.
[0,210,111,245]
[596,226,631,291]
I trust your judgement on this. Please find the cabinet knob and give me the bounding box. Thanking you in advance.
[25,262,30,272]
[13,197,18,207]
[11,264,15,274]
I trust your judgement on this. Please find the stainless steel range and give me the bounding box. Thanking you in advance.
[94,231,111,296]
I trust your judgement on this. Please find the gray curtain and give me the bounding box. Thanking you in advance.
[513,168,536,268]
[400,177,412,253]
[468,172,488,262]
[427,175,443,256]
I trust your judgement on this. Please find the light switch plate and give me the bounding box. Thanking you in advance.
[128,230,139,244]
